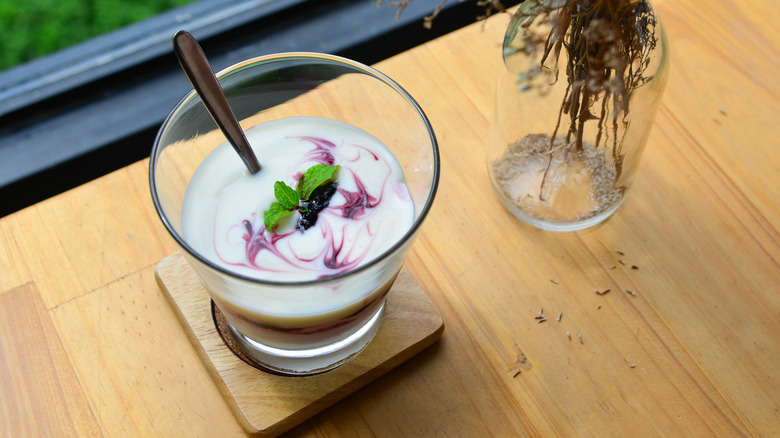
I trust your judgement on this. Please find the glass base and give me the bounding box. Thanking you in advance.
[493,185,625,232]
[226,303,385,376]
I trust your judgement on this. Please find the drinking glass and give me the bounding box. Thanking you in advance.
[150,53,439,375]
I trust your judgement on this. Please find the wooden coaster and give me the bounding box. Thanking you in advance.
[155,252,444,437]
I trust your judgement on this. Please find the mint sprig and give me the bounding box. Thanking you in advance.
[297,164,339,202]
[274,181,299,210]
[263,197,295,228]
[263,164,339,230]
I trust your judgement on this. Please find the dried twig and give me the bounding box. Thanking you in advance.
[512,0,658,170]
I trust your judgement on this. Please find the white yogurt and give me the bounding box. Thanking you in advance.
[181,117,414,282]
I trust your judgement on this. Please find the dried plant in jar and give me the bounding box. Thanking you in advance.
[487,0,668,230]
[512,0,658,179]
[380,0,668,230]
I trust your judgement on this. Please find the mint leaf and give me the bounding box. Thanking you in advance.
[274,181,299,210]
[263,164,340,231]
[297,164,340,201]
[263,202,294,230]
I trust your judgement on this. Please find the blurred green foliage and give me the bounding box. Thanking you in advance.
[0,0,193,71]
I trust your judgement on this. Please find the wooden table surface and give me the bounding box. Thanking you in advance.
[2,0,778,436]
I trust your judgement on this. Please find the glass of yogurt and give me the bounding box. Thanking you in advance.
[150,52,439,375]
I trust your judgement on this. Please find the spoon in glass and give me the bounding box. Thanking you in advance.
[172,30,261,174]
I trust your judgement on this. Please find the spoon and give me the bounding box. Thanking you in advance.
[172,30,261,174]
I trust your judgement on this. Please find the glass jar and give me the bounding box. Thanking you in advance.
[487,0,669,231]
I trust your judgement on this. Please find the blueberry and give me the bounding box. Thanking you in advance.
[296,213,314,231]
[296,182,337,231]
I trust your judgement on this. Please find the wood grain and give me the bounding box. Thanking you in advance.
[47,266,247,437]
[0,283,101,437]
[0,0,778,436]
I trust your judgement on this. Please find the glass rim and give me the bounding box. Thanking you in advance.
[149,51,440,287]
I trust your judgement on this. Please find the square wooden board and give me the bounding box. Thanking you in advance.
[155,253,444,437]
